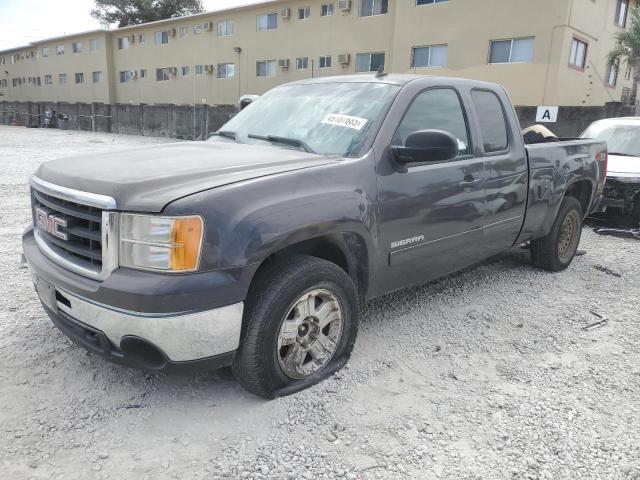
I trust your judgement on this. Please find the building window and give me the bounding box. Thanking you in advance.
[156,68,172,81]
[606,63,619,86]
[616,0,629,27]
[217,19,235,36]
[256,60,277,76]
[181,65,190,76]
[359,0,388,17]
[356,52,385,72]
[0,56,4,65]
[139,33,145,43]
[489,37,534,64]
[626,66,633,80]
[118,37,130,49]
[194,22,212,34]
[72,41,82,53]
[319,55,332,68]
[217,63,235,78]
[195,64,206,75]
[56,45,64,55]
[416,0,448,5]
[92,71,102,83]
[296,57,309,69]
[44,75,52,85]
[140,69,147,78]
[155,31,169,44]
[75,72,84,84]
[257,13,278,31]
[58,73,67,84]
[569,37,588,69]
[90,39,99,51]
[411,44,447,68]
[180,26,189,37]
[298,6,311,19]
[42,47,49,57]
[321,3,334,16]
[120,70,134,83]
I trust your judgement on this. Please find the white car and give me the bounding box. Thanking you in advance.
[581,117,640,224]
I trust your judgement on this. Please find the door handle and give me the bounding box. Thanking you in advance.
[459,178,482,187]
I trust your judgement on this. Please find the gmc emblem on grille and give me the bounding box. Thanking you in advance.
[35,207,68,240]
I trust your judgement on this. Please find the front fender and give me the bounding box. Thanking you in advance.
[164,153,378,272]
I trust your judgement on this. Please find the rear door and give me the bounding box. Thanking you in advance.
[376,85,487,292]
[469,89,528,253]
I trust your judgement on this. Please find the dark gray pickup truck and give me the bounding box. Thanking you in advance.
[23,74,607,398]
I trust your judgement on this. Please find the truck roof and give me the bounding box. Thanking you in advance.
[285,73,503,90]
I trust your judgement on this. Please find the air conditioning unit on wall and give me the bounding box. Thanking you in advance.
[281,7,291,19]
[338,53,350,65]
[278,58,290,69]
[338,0,351,12]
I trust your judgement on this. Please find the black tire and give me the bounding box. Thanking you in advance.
[232,255,359,399]
[632,195,640,227]
[531,196,583,272]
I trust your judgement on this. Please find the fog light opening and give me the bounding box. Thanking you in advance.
[119,336,166,370]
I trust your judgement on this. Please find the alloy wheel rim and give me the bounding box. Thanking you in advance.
[276,289,343,380]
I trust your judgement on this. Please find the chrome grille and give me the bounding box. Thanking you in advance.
[30,176,119,280]
[32,189,104,268]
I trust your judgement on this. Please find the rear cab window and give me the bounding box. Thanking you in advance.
[471,90,509,153]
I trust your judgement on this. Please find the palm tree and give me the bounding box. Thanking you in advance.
[608,6,640,108]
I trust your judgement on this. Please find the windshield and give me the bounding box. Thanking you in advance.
[211,82,400,156]
[582,122,640,158]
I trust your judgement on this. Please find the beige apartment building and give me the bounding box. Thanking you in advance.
[0,0,637,108]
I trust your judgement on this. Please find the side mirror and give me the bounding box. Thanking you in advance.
[390,129,459,165]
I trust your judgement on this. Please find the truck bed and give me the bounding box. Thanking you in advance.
[517,139,607,243]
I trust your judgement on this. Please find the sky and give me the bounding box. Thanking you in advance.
[0,0,265,50]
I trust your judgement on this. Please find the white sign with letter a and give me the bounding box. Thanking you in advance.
[536,106,559,123]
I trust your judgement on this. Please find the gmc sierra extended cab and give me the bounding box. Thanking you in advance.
[23,74,607,398]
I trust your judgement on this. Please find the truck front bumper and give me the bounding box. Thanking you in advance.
[23,227,248,371]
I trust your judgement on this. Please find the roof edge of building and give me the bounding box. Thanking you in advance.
[0,0,284,55]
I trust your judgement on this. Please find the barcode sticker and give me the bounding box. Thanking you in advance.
[321,113,368,131]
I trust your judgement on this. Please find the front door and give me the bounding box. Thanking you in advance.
[377,87,487,293]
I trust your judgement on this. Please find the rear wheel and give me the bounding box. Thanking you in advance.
[232,255,359,399]
[531,196,583,271]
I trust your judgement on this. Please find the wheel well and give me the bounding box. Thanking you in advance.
[565,180,593,216]
[254,233,369,300]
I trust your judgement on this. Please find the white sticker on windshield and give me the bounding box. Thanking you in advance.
[321,114,368,131]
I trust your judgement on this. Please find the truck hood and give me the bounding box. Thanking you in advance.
[34,141,340,211]
[608,154,640,178]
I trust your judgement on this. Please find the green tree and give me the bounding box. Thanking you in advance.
[608,6,640,105]
[91,0,204,27]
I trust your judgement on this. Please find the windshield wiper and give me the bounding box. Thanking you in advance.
[247,133,315,153]
[212,130,236,140]
[608,152,637,157]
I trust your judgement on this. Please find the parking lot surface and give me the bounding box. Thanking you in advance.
[1,126,639,480]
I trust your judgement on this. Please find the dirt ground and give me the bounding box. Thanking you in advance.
[1,126,639,480]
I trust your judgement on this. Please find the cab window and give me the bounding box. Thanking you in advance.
[471,90,509,153]
[394,88,470,156]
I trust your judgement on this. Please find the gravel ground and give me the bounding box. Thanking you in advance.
[1,125,639,480]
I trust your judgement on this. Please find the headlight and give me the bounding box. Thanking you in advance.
[119,214,203,272]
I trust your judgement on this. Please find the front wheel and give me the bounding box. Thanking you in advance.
[232,255,359,399]
[531,196,583,272]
